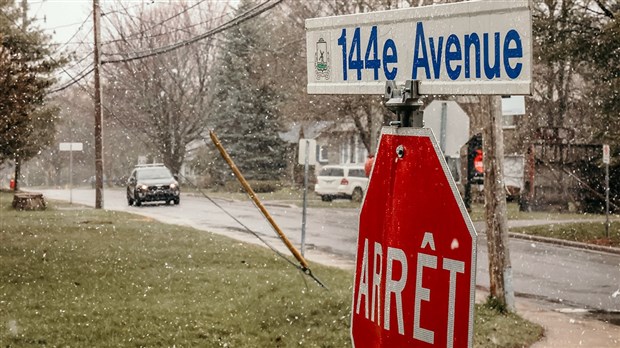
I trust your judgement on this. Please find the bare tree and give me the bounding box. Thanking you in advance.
[100,1,229,174]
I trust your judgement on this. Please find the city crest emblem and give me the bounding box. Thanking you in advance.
[314,37,330,81]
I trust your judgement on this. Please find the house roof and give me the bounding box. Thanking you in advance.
[279,121,332,143]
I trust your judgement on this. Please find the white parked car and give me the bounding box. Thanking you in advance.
[314,165,368,202]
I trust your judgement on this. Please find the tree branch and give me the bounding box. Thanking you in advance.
[595,0,615,19]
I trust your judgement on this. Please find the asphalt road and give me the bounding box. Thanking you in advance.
[37,188,620,312]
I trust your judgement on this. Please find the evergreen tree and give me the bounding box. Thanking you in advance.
[208,0,287,186]
[0,0,63,188]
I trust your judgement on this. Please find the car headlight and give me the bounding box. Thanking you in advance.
[139,184,148,191]
[170,183,177,189]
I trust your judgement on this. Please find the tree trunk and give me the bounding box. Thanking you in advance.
[483,96,515,311]
[13,159,21,192]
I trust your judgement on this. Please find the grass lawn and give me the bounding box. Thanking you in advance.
[0,191,542,347]
[466,201,600,222]
[512,221,620,248]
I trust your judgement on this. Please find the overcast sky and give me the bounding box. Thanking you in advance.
[28,0,235,46]
[28,0,93,46]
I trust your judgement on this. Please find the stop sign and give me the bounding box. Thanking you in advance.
[352,127,477,348]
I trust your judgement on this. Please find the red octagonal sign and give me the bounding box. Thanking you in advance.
[352,127,477,348]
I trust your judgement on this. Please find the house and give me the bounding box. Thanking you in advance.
[279,121,369,186]
[314,122,369,168]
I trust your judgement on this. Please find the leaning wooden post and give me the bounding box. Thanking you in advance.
[209,130,310,271]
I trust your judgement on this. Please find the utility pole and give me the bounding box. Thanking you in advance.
[12,0,29,192]
[93,0,104,209]
[21,0,27,30]
[483,95,515,310]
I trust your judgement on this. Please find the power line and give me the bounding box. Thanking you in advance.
[101,0,284,65]
[53,16,94,53]
[101,10,230,47]
[61,51,94,72]
[97,0,175,42]
[44,19,90,30]
[106,0,209,35]
[49,65,95,94]
[102,10,182,41]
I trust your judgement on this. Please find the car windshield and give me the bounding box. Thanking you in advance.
[136,167,172,180]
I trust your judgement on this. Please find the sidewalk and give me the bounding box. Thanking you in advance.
[472,286,620,347]
[517,296,620,347]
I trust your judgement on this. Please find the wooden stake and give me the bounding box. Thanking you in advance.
[209,130,310,271]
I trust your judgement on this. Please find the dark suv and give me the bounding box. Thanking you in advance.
[126,164,180,206]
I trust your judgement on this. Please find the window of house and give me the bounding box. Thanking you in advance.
[340,135,368,164]
[340,142,347,163]
[318,144,329,163]
[357,144,368,163]
[349,136,356,163]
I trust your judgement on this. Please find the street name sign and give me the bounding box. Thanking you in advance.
[59,142,83,151]
[306,0,532,95]
[352,127,477,347]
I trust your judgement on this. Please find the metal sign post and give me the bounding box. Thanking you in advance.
[59,142,83,204]
[603,144,611,238]
[298,139,317,257]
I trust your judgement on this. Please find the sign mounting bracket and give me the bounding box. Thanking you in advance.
[384,80,424,128]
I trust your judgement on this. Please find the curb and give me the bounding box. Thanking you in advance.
[509,232,620,255]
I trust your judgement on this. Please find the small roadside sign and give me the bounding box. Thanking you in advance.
[352,127,476,347]
[59,142,83,205]
[306,1,532,95]
[603,144,610,164]
[423,101,470,157]
[59,142,83,151]
[298,139,317,165]
[501,96,526,116]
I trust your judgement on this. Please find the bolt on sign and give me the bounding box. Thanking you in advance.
[352,128,477,347]
[306,0,532,96]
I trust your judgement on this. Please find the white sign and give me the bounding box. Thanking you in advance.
[502,95,526,116]
[603,144,610,165]
[306,1,532,95]
[298,139,317,165]
[504,155,525,190]
[59,142,83,151]
[423,101,469,157]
